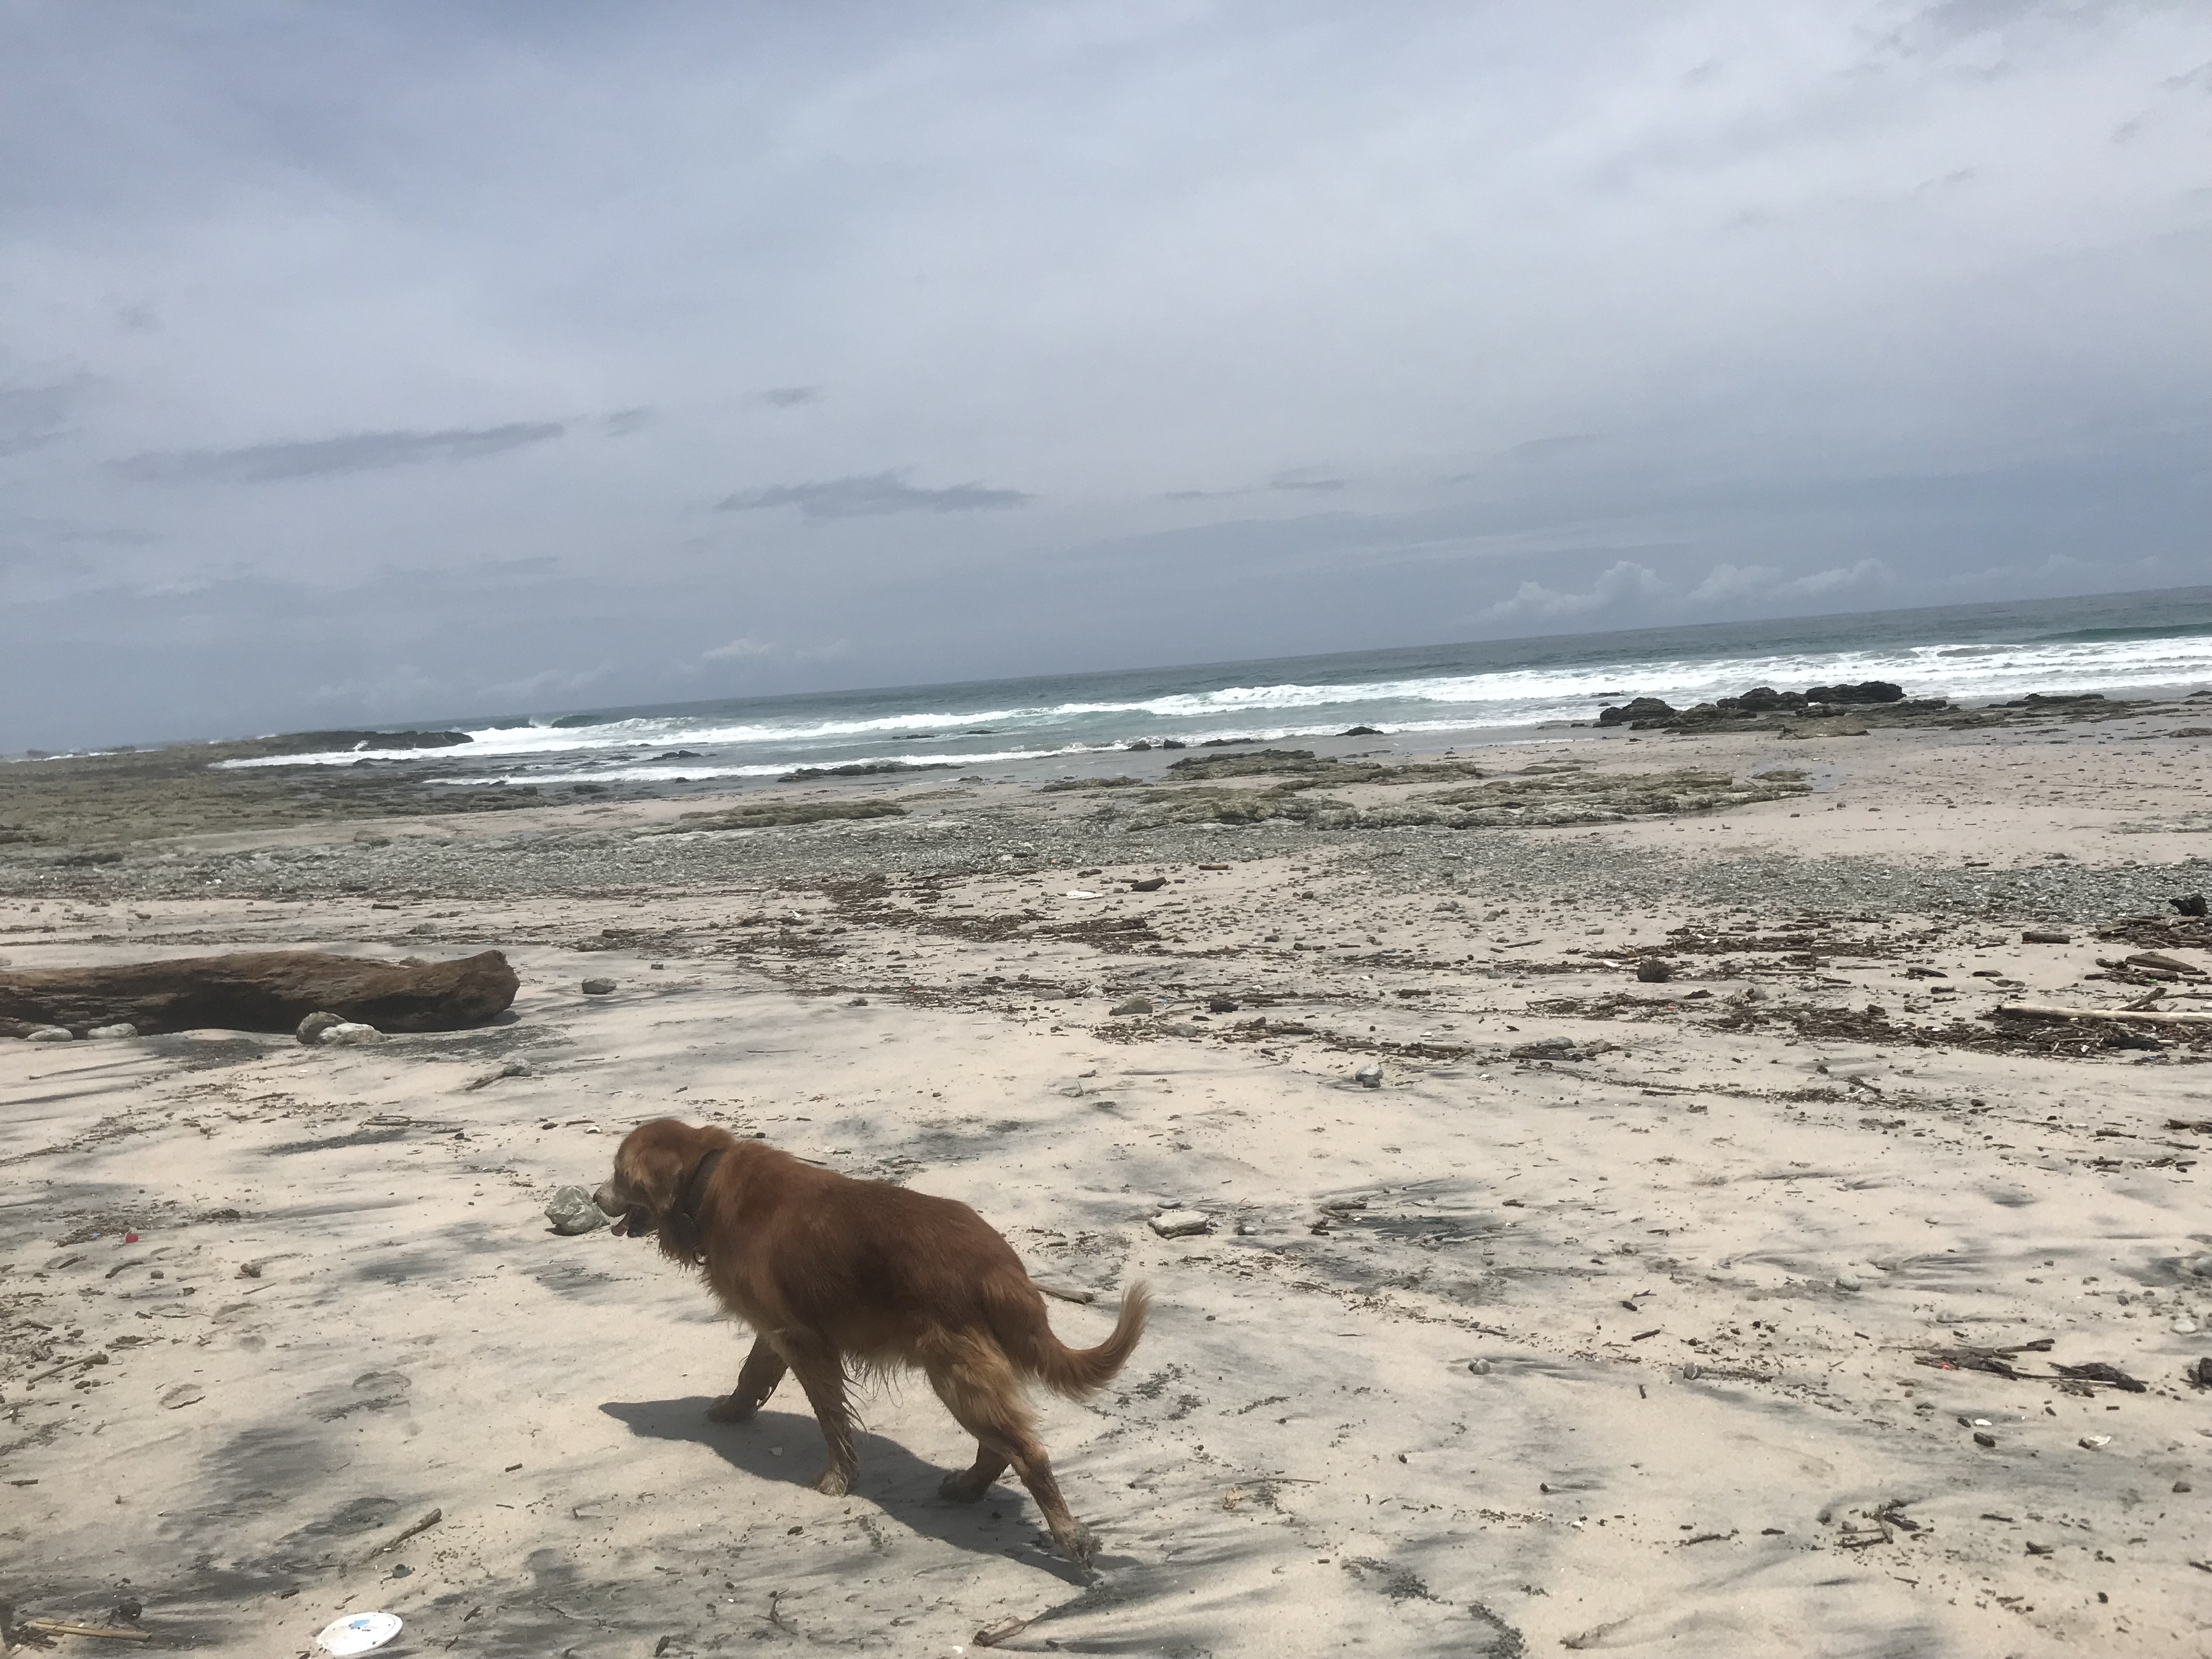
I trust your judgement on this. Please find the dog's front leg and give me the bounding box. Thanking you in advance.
[706,1336,789,1424]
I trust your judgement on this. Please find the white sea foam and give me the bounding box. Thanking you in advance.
[218,629,2212,773]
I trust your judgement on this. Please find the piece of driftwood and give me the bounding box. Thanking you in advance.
[0,951,517,1037]
[1914,1338,2053,1380]
[354,1506,443,1566]
[19,1619,151,1642]
[1994,1002,2212,1027]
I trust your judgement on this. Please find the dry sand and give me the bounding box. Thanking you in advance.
[4,703,2212,1657]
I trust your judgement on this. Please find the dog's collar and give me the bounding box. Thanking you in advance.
[666,1145,727,1259]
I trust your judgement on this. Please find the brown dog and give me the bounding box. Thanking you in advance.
[594,1118,1149,1565]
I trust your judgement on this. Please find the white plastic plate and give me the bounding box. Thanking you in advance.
[315,1611,404,1655]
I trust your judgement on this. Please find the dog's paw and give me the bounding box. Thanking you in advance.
[812,1467,854,1497]
[1056,1520,1099,1568]
[704,1395,755,1424]
[938,1471,991,1503]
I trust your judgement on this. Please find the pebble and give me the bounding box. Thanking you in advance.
[545,1185,608,1235]
[1467,1358,1493,1376]
[319,1022,383,1046]
[295,1011,344,1045]
[1353,1062,1383,1088]
[2174,1317,2200,1335]
[581,978,617,996]
[1149,1209,1212,1238]
[25,1026,74,1042]
[1973,1431,1997,1448]
[2078,1434,2112,1450]
[1110,997,1153,1017]
[1834,1275,1864,1292]
[85,1023,138,1040]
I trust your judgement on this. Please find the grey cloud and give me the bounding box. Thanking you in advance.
[758,387,819,407]
[110,421,566,483]
[716,472,1032,521]
[1268,469,1346,494]
[0,382,84,457]
[1503,434,1604,463]
[602,408,653,436]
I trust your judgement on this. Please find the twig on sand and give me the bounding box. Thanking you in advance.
[18,1620,151,1643]
[354,1506,442,1566]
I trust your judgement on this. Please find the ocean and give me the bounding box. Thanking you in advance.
[223,586,2212,788]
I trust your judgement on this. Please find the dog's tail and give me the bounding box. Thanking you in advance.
[1018,1280,1153,1400]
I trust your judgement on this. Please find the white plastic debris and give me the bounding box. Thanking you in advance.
[315,1611,403,1656]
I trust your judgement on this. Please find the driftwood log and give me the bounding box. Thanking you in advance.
[1996,1001,2212,1027]
[0,950,517,1037]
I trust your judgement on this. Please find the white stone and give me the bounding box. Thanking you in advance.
[1149,1209,1212,1238]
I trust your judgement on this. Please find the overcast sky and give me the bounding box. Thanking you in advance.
[3,1,2208,748]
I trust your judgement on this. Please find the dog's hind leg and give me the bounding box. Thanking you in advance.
[781,1333,860,1496]
[928,1352,1095,1567]
[707,1336,788,1424]
[937,1444,1010,1503]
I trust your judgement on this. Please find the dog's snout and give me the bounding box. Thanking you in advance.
[592,1181,622,1217]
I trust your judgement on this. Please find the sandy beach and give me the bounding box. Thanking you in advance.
[5,692,2212,1658]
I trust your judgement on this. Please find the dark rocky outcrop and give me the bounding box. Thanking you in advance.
[1600,682,1932,730]
[244,729,473,756]
[0,949,518,1037]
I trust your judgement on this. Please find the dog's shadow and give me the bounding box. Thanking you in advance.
[599,1396,1101,1582]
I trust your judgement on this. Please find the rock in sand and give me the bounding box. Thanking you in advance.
[545,1186,607,1235]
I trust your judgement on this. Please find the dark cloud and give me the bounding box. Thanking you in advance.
[602,408,653,436]
[110,422,566,483]
[1268,470,1346,493]
[758,387,819,407]
[0,382,83,457]
[716,472,1032,521]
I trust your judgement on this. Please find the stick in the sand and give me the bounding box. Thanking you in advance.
[1995,1002,2212,1026]
[19,1620,151,1642]
[354,1506,442,1565]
